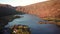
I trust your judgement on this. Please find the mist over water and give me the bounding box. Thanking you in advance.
[5,14,60,34]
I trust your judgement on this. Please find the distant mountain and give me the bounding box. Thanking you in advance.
[0,4,14,9]
[16,0,60,18]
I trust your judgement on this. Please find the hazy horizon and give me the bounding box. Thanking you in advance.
[0,0,48,7]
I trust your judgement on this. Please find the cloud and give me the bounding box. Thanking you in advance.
[0,0,47,6]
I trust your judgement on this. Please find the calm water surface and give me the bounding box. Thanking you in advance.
[5,14,60,34]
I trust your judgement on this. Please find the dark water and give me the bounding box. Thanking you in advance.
[5,14,60,34]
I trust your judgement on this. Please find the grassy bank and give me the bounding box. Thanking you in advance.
[42,18,60,26]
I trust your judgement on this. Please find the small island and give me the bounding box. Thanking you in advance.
[14,15,21,18]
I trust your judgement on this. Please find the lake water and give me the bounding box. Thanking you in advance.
[5,14,60,34]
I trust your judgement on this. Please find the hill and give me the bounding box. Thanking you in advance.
[0,4,25,26]
[16,0,60,18]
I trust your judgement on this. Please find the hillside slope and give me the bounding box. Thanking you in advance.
[16,0,60,18]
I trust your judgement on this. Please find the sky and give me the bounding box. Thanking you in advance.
[0,0,48,7]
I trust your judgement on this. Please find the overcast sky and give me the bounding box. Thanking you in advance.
[0,0,48,6]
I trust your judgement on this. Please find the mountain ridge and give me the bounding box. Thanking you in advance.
[0,0,60,18]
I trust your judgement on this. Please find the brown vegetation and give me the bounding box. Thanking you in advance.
[16,0,60,18]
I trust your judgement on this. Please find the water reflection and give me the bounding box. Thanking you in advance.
[5,14,60,34]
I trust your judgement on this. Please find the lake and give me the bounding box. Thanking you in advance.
[5,14,60,34]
